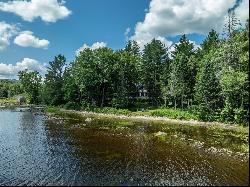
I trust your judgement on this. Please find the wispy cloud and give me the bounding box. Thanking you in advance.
[76,42,107,56]
[0,21,19,51]
[0,58,47,79]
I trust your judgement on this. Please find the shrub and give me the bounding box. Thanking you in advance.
[220,105,235,123]
[135,97,149,110]
[81,107,131,115]
[63,102,81,110]
[234,108,248,124]
[151,108,198,120]
[190,105,223,122]
[45,106,60,113]
[97,107,131,115]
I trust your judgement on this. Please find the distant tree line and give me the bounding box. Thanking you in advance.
[17,14,249,124]
[0,79,23,98]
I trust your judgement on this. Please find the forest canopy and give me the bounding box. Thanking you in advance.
[9,14,249,125]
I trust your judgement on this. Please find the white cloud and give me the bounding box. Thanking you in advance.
[14,31,49,49]
[0,21,18,51]
[0,58,46,79]
[0,0,71,23]
[0,22,49,50]
[124,27,131,41]
[131,0,243,49]
[235,0,249,26]
[76,42,107,56]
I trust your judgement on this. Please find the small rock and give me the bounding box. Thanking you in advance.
[154,131,167,137]
[99,127,109,130]
[85,118,92,122]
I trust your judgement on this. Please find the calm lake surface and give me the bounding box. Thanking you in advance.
[0,108,248,186]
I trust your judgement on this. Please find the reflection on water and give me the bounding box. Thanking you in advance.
[0,109,249,186]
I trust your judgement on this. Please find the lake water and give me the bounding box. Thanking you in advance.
[0,109,248,186]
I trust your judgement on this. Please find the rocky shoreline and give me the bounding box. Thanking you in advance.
[61,109,248,133]
[45,110,249,161]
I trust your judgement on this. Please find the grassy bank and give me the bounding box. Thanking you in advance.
[0,97,19,105]
[45,106,248,131]
[45,106,198,121]
[0,94,30,106]
[45,106,248,126]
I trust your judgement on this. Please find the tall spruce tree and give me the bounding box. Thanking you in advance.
[142,39,167,107]
[168,35,195,109]
[44,55,66,106]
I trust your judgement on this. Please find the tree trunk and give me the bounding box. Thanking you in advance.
[78,88,82,103]
[164,96,167,108]
[241,93,244,108]
[101,86,105,108]
[181,95,183,109]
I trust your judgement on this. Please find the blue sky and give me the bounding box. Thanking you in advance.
[0,0,248,79]
[0,0,149,65]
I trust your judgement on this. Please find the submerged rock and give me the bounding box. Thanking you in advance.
[99,126,110,130]
[116,126,129,131]
[154,131,167,137]
[193,141,204,148]
[71,124,86,129]
[85,118,92,122]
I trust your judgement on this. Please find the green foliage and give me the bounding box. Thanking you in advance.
[151,108,198,120]
[201,29,219,54]
[18,70,42,104]
[134,97,149,110]
[220,69,248,109]
[112,45,140,108]
[190,105,221,122]
[0,79,23,98]
[43,54,66,106]
[234,108,248,125]
[45,106,61,113]
[13,16,248,125]
[0,97,17,104]
[220,103,235,122]
[0,87,8,98]
[194,53,223,110]
[142,39,168,107]
[63,101,81,110]
[83,107,131,115]
[73,47,117,107]
[63,65,81,104]
[168,35,196,109]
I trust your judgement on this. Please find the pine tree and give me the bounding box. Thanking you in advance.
[168,35,195,109]
[142,39,167,107]
[44,55,66,106]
